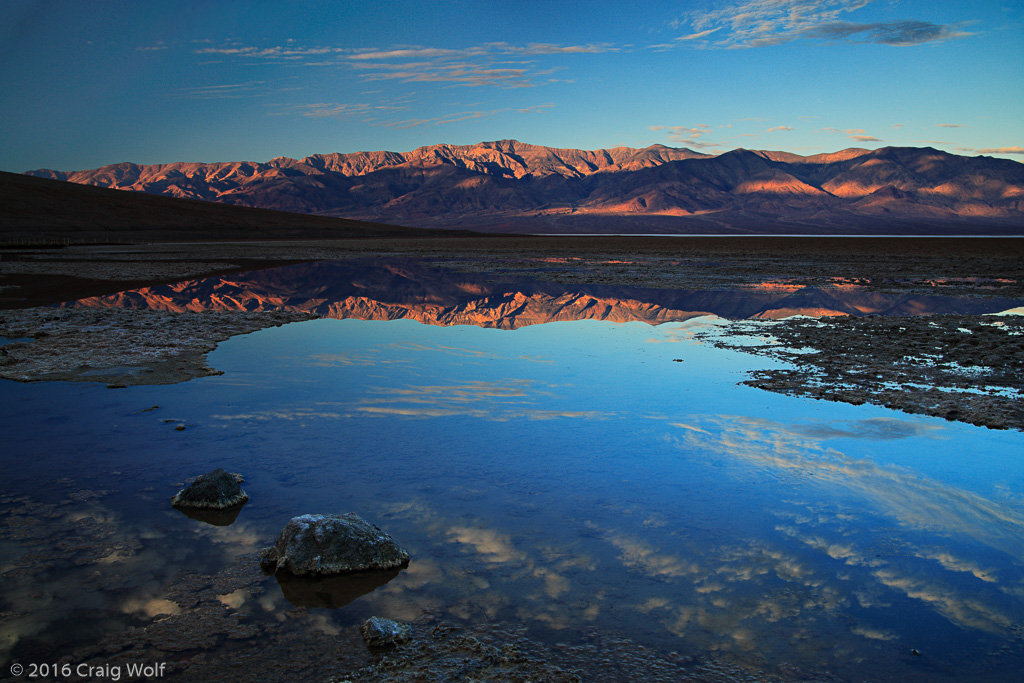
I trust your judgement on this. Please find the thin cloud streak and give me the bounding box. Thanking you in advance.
[805,20,977,46]
[650,123,722,149]
[675,0,975,49]
[976,146,1024,155]
[174,81,268,100]
[191,40,610,91]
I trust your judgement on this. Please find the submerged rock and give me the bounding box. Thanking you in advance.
[259,513,410,576]
[360,616,411,648]
[171,468,248,510]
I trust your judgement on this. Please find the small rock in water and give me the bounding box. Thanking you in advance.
[360,616,411,648]
[260,512,410,576]
[171,468,249,510]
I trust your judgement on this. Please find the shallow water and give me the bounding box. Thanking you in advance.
[3,312,1024,681]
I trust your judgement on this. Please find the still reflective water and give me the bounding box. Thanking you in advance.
[3,266,1024,681]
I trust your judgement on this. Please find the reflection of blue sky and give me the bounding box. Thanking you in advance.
[8,315,1023,677]
[199,319,1024,655]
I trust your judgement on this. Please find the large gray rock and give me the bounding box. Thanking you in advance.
[171,468,248,510]
[260,513,410,576]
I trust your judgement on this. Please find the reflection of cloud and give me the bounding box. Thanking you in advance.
[371,380,532,400]
[213,409,344,422]
[851,624,897,640]
[378,500,609,629]
[777,525,884,569]
[217,589,248,609]
[389,342,552,364]
[602,530,700,578]
[448,525,527,565]
[192,520,267,559]
[873,568,1011,633]
[668,415,1024,563]
[120,595,181,617]
[921,550,998,583]
[355,380,610,422]
[786,417,942,441]
[303,351,412,367]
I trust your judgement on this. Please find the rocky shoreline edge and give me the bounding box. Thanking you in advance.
[699,313,1024,431]
[0,307,317,386]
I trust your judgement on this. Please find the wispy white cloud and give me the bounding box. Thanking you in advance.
[174,81,268,100]
[675,27,723,42]
[348,47,480,61]
[375,109,502,129]
[511,42,616,55]
[936,123,968,128]
[192,40,610,90]
[767,125,794,132]
[805,20,977,46]
[673,0,975,49]
[649,123,722,149]
[196,44,339,58]
[353,62,538,88]
[279,101,408,119]
[517,103,556,114]
[976,146,1024,155]
[821,127,883,143]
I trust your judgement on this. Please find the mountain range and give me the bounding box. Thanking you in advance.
[27,140,1024,234]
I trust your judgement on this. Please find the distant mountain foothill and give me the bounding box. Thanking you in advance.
[24,140,1024,234]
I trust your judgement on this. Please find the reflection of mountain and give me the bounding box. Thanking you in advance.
[68,261,1022,328]
[28,141,1024,234]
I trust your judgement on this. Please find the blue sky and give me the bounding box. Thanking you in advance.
[1,0,1021,171]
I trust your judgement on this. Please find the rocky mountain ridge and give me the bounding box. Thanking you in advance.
[27,140,1024,234]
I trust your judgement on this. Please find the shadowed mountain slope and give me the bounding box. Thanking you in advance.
[1,171,468,243]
